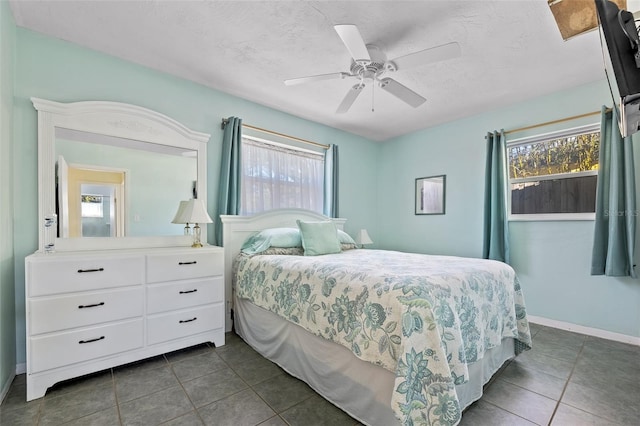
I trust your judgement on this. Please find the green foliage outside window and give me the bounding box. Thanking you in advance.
[508,131,600,179]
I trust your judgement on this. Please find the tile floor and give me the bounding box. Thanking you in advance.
[1,324,638,425]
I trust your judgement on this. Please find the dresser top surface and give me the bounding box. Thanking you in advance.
[26,245,223,260]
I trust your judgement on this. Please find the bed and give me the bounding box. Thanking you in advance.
[220,209,531,426]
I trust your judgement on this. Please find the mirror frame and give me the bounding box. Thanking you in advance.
[33,97,210,252]
[415,175,446,215]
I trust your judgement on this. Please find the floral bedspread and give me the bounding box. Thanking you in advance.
[234,249,531,425]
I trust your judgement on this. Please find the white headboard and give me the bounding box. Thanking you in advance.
[220,209,346,332]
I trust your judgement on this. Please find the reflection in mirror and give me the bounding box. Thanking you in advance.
[80,185,117,237]
[55,128,198,238]
[415,175,446,215]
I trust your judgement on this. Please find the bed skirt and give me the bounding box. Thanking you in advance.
[234,297,515,426]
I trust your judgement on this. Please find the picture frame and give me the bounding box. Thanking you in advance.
[415,175,446,215]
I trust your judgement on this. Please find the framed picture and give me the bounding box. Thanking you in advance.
[415,175,446,215]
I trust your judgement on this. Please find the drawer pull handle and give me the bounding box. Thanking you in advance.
[179,289,198,294]
[79,336,105,344]
[178,261,197,265]
[78,302,105,309]
[179,317,197,324]
[77,268,104,273]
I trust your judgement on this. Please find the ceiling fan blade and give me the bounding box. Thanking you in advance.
[284,72,350,86]
[336,84,365,114]
[389,42,460,71]
[378,78,426,108]
[334,24,371,63]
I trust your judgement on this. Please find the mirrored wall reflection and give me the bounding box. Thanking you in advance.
[55,128,198,238]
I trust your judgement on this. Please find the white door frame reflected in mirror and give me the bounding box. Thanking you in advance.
[62,162,127,238]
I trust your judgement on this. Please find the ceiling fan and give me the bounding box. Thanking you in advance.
[284,24,461,114]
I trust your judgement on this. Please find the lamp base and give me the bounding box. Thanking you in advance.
[191,223,203,248]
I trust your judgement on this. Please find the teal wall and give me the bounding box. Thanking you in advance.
[12,28,379,365]
[379,80,640,338]
[0,0,16,392]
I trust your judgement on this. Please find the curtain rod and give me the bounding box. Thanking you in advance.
[221,118,329,150]
[504,108,609,136]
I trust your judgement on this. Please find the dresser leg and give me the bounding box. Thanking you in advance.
[26,376,48,402]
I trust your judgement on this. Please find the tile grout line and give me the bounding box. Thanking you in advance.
[477,328,572,426]
[114,351,205,424]
[216,338,326,425]
[168,341,283,424]
[496,360,569,401]
[545,337,586,425]
[111,367,124,426]
[477,399,538,425]
[216,346,287,425]
[549,336,631,425]
[34,390,44,426]
[243,362,350,425]
[166,349,213,425]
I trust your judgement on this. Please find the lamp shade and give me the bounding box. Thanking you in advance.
[171,200,190,224]
[181,198,213,224]
[355,229,373,246]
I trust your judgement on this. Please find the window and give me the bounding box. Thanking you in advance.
[507,124,600,218]
[81,194,104,218]
[240,137,325,215]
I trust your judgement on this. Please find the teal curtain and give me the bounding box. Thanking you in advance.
[323,144,339,217]
[483,130,510,263]
[591,106,636,277]
[214,117,242,246]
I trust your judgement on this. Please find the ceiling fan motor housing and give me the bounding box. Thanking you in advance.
[350,45,389,79]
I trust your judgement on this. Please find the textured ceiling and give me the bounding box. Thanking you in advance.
[9,0,608,141]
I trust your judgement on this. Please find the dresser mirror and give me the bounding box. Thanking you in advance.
[33,98,211,252]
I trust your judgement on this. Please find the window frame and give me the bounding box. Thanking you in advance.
[506,122,600,222]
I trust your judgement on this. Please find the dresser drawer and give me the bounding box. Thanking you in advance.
[147,305,223,345]
[147,251,223,283]
[28,255,145,297]
[29,287,144,335]
[29,319,143,373]
[147,277,223,314]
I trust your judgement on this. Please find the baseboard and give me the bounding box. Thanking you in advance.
[528,315,640,346]
[0,372,16,404]
[16,363,26,375]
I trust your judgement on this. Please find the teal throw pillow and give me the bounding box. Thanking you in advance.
[297,220,342,256]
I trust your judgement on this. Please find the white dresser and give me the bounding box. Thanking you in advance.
[24,245,224,401]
